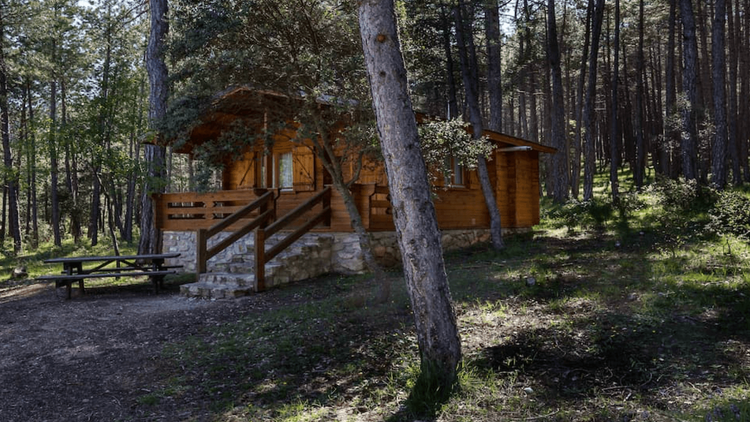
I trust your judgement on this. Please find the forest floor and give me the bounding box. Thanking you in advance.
[1,223,749,421]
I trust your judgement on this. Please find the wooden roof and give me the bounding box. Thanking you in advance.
[175,86,557,155]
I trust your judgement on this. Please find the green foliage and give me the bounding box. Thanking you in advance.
[545,199,614,233]
[418,118,495,185]
[707,190,750,239]
[647,177,704,213]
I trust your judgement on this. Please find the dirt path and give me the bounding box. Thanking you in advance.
[0,281,259,422]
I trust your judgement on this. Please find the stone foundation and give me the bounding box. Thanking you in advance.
[162,228,515,277]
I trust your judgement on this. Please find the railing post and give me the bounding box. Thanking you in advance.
[196,228,207,282]
[255,227,266,292]
[323,187,332,226]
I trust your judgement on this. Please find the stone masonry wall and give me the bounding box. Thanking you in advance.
[162,228,513,277]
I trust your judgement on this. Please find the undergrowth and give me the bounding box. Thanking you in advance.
[131,179,750,421]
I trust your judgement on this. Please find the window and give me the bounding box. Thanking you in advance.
[443,156,465,187]
[278,152,293,189]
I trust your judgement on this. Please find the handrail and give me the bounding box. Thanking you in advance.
[206,190,274,237]
[196,190,275,278]
[255,186,332,291]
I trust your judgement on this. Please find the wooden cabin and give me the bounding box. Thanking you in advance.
[155,87,555,294]
[156,87,556,236]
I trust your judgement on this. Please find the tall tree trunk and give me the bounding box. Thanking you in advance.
[696,0,712,112]
[583,0,605,200]
[572,0,592,199]
[679,0,700,180]
[524,0,538,144]
[740,0,750,182]
[440,6,458,119]
[0,11,20,254]
[27,80,39,246]
[50,83,61,246]
[726,0,741,185]
[665,0,679,178]
[485,1,502,132]
[124,77,146,242]
[139,0,169,255]
[610,0,620,202]
[454,1,504,250]
[546,0,568,203]
[711,0,728,189]
[358,0,461,395]
[634,0,645,189]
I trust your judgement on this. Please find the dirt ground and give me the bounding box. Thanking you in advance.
[0,280,269,422]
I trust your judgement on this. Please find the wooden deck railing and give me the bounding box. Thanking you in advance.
[368,185,393,231]
[254,186,332,291]
[155,190,263,231]
[196,190,275,278]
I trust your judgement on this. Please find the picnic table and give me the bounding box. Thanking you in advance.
[38,253,182,299]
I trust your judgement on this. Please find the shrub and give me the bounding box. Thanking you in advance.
[550,199,613,233]
[707,190,750,238]
[647,177,701,212]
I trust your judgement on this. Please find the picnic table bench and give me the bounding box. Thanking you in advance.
[37,253,182,299]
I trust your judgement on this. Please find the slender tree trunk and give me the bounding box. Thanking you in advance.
[741,0,750,182]
[358,0,461,394]
[665,0,679,178]
[696,0,712,112]
[485,1,502,132]
[27,81,39,246]
[711,0,728,189]
[610,0,620,202]
[726,0,741,185]
[440,6,458,119]
[124,77,146,242]
[50,83,61,246]
[583,0,605,200]
[572,0,592,199]
[546,0,568,203]
[679,0,700,180]
[454,1,504,250]
[524,0,538,145]
[634,0,645,189]
[308,113,390,301]
[0,12,20,254]
[139,0,169,255]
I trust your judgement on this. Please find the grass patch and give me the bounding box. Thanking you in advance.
[135,183,750,421]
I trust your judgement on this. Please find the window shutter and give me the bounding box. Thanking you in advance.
[293,147,316,191]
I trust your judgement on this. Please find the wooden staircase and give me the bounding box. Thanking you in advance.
[180,233,334,299]
[180,187,332,299]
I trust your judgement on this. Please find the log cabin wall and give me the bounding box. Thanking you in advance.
[494,150,541,228]
[514,151,541,227]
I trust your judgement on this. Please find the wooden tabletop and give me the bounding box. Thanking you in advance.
[43,253,181,264]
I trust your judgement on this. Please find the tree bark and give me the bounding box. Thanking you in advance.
[633,0,645,189]
[139,0,169,255]
[454,1,504,250]
[711,0,728,189]
[679,0,700,181]
[726,0,741,185]
[572,0,592,199]
[0,10,21,254]
[610,0,620,202]
[664,0,678,178]
[583,0,605,200]
[358,0,461,393]
[485,1,502,132]
[440,6,458,119]
[546,0,568,203]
